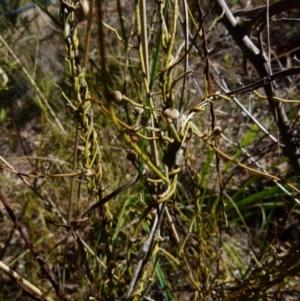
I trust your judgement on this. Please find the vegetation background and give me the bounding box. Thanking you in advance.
[0,0,300,300]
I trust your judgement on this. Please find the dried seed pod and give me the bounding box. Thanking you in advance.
[75,0,89,21]
[109,91,123,102]
[134,107,144,116]
[81,0,89,18]
[126,151,138,163]
[163,108,180,120]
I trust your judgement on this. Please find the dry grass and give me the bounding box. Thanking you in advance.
[1,0,300,300]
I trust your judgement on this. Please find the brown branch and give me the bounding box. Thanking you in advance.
[214,0,300,177]
[197,1,227,226]
[226,67,300,96]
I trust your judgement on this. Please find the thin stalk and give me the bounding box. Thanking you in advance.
[82,0,94,69]
[116,0,127,43]
[96,0,109,98]
[138,0,159,167]
[179,0,189,113]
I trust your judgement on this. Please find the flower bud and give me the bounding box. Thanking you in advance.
[163,108,180,120]
[109,91,123,102]
[213,126,222,136]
